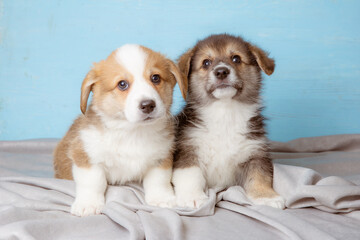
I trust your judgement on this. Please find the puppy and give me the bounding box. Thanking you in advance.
[172,34,285,209]
[54,44,187,216]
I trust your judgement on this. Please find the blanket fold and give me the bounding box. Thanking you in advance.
[1,135,360,239]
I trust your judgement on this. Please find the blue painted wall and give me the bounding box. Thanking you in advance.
[0,0,359,141]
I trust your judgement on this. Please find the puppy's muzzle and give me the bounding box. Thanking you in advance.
[139,99,156,114]
[214,67,230,80]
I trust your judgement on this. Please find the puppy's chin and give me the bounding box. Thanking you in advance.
[126,112,166,125]
[212,87,237,99]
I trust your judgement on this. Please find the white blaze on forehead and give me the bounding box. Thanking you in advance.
[114,44,147,78]
[114,44,166,123]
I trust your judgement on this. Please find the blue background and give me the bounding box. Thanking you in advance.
[1,0,359,141]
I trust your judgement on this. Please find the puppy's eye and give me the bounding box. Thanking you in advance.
[202,59,212,68]
[232,55,241,63]
[151,74,161,84]
[118,80,129,91]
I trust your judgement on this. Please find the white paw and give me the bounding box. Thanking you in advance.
[251,195,286,209]
[71,196,105,217]
[146,191,177,208]
[176,192,209,208]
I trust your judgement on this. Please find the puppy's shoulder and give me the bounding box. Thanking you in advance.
[176,103,202,132]
[58,108,102,151]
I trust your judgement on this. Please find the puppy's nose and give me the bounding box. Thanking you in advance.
[139,99,156,114]
[214,67,230,80]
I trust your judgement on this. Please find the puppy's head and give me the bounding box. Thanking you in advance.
[80,44,187,123]
[178,34,275,104]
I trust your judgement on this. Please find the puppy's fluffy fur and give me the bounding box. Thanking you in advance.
[54,44,187,216]
[172,34,285,209]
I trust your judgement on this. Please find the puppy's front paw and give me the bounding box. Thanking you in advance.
[176,192,209,209]
[71,196,105,217]
[146,191,176,208]
[251,195,286,209]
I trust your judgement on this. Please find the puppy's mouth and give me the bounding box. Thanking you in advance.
[139,114,162,124]
[214,83,233,90]
[144,116,153,121]
[207,80,243,99]
[209,82,241,93]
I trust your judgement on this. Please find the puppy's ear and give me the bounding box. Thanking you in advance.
[249,45,275,76]
[80,64,99,114]
[177,47,195,84]
[168,60,188,100]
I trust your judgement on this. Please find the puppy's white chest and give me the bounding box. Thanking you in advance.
[190,101,262,188]
[80,126,172,184]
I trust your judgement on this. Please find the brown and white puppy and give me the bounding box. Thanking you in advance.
[172,34,285,209]
[54,44,187,216]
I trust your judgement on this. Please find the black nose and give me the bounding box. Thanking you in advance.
[139,100,156,114]
[214,67,230,80]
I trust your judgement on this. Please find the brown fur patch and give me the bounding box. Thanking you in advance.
[173,105,202,168]
[178,47,195,82]
[159,157,173,170]
[141,46,187,101]
[53,111,101,179]
[142,48,176,111]
[247,108,267,140]
[238,152,276,199]
[80,70,97,114]
[80,52,134,114]
[249,45,275,75]
[245,175,278,199]
[91,53,135,118]
[69,138,91,168]
[54,137,74,180]
[173,144,199,168]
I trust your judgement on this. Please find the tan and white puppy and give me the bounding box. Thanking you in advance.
[54,44,187,217]
[172,34,285,209]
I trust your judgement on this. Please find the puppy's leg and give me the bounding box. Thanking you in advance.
[71,164,107,216]
[143,158,176,208]
[172,166,208,208]
[241,155,285,209]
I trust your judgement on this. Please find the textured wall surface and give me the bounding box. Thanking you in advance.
[0,0,359,141]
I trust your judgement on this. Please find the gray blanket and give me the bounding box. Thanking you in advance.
[0,135,360,240]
